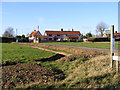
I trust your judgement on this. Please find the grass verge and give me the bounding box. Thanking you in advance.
[2,43,56,64]
[43,42,120,50]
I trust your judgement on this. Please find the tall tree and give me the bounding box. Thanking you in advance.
[96,22,108,37]
[2,27,15,37]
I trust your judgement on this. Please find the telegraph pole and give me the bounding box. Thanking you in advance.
[38,26,39,31]
[16,29,17,37]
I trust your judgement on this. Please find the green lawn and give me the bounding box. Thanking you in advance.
[43,42,120,50]
[2,43,56,63]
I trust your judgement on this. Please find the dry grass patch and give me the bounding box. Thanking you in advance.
[55,55,120,88]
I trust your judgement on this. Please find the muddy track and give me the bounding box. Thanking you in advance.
[35,54,65,62]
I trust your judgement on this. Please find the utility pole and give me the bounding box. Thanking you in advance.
[38,26,39,31]
[16,29,18,42]
[16,29,17,37]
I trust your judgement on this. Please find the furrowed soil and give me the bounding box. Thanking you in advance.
[2,63,65,88]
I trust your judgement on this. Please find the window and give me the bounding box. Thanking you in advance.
[49,38,52,40]
[57,34,60,36]
[49,34,52,36]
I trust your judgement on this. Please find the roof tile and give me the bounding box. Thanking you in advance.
[45,31,81,35]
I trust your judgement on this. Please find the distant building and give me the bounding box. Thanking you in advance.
[45,28,81,41]
[103,33,111,37]
[103,31,120,40]
[29,30,42,43]
[114,32,120,40]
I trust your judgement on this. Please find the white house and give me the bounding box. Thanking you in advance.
[29,30,42,43]
[45,29,81,41]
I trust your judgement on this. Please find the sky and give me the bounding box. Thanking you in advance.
[1,2,118,36]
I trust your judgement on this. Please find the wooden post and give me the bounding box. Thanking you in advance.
[116,60,119,72]
[110,25,114,68]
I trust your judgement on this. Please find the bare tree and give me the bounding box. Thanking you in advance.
[3,27,15,37]
[96,22,108,37]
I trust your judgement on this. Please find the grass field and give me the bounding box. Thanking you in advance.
[43,42,120,50]
[2,43,56,63]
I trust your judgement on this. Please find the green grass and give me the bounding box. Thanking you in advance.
[43,42,120,50]
[2,43,56,63]
[41,57,87,75]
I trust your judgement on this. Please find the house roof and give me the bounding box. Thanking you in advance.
[30,31,41,37]
[104,33,120,36]
[114,33,120,36]
[45,31,81,35]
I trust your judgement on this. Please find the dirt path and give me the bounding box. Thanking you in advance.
[46,44,120,53]
[32,46,72,56]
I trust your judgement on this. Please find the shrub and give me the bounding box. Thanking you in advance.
[1,37,16,43]
[88,37,110,42]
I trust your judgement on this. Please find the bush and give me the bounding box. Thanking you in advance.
[88,37,110,42]
[88,37,96,42]
[1,37,16,43]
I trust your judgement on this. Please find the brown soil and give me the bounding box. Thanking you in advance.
[2,63,65,89]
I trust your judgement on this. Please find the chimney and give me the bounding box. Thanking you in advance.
[115,31,117,33]
[72,29,74,31]
[61,28,63,31]
[34,30,36,31]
